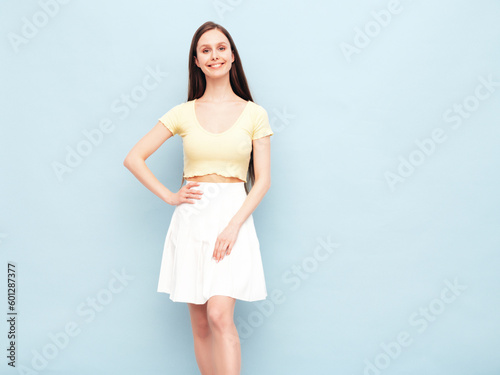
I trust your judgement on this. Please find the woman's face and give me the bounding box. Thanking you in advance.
[194,29,234,78]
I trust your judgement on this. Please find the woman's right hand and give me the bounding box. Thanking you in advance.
[168,182,204,206]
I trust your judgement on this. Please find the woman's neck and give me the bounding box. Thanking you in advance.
[200,76,237,102]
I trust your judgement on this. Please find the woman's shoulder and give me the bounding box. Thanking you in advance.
[247,100,269,117]
[246,99,263,110]
[162,100,192,116]
[173,100,192,111]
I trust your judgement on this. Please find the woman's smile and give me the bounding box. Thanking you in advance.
[208,62,224,69]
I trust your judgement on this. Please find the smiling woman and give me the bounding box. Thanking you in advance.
[196,37,232,73]
[123,21,274,375]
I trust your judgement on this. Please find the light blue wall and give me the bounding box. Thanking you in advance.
[1,0,499,374]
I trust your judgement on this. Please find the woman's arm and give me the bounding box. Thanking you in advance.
[229,135,272,227]
[123,122,176,205]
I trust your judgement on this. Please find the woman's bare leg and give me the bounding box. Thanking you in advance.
[188,302,215,375]
[206,295,240,375]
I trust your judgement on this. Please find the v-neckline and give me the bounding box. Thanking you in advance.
[193,99,250,136]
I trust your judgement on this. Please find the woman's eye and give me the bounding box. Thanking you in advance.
[201,47,225,53]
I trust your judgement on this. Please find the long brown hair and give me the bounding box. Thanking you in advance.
[180,21,256,194]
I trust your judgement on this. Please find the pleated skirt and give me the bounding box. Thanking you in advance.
[157,180,268,304]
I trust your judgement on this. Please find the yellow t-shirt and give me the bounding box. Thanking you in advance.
[158,99,274,183]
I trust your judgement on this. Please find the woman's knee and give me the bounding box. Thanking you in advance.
[193,319,211,339]
[207,306,233,331]
[188,304,211,338]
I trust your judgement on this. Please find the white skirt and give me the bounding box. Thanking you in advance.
[157,180,268,304]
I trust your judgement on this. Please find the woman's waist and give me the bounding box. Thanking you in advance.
[185,173,245,184]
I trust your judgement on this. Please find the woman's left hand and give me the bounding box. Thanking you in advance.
[213,222,241,262]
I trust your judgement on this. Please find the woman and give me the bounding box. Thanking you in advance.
[123,21,273,374]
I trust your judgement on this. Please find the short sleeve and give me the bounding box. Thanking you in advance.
[159,105,180,136]
[252,106,274,140]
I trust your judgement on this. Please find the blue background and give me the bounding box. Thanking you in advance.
[1,0,499,374]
